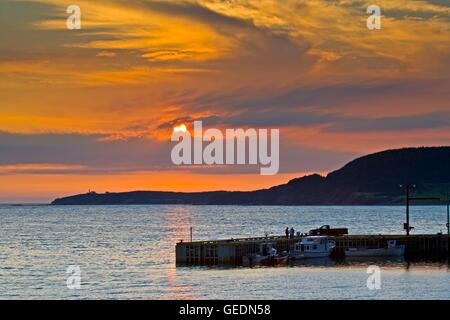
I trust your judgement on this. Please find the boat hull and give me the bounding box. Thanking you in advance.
[243,254,288,266]
[345,246,405,257]
[261,255,288,266]
[290,251,333,260]
[242,254,266,266]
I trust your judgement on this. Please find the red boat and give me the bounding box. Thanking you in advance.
[261,253,289,266]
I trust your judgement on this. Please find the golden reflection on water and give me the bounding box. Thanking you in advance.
[0,205,449,299]
[160,206,196,299]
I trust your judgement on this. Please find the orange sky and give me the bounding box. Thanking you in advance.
[0,0,449,202]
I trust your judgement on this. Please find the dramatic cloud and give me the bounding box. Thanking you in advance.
[0,0,449,201]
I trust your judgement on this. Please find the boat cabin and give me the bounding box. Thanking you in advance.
[292,236,335,257]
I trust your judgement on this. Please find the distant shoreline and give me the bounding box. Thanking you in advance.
[0,203,447,207]
[51,146,450,206]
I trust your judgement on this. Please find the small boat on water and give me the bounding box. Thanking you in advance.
[345,240,405,257]
[261,252,289,266]
[290,236,336,260]
[242,253,266,266]
[242,243,288,266]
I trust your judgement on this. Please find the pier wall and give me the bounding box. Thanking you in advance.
[176,235,450,266]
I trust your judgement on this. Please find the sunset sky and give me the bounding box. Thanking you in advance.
[1,0,449,202]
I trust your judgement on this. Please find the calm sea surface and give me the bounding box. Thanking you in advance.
[0,205,449,300]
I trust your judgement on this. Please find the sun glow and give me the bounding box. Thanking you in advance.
[174,124,188,133]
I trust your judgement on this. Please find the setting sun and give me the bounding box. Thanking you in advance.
[174,124,188,133]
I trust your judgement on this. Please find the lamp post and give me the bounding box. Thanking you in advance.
[446,193,449,236]
[401,184,415,236]
[406,185,410,236]
[400,184,439,236]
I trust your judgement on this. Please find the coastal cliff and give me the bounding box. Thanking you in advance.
[52,147,450,205]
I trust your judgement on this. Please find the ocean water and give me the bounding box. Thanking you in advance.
[0,205,449,300]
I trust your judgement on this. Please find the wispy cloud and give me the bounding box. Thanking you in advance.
[0,163,88,175]
[1,0,449,200]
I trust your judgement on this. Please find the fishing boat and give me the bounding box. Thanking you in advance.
[290,236,336,260]
[242,253,266,266]
[261,252,289,266]
[242,243,288,266]
[345,240,405,257]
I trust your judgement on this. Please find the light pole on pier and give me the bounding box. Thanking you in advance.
[400,184,440,236]
[401,184,415,236]
[446,193,450,236]
[407,185,412,236]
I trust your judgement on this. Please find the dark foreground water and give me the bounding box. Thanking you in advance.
[0,205,449,300]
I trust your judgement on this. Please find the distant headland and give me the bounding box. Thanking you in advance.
[51,146,450,206]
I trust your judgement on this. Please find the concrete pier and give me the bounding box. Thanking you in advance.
[176,234,450,266]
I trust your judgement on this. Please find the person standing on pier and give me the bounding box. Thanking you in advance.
[285,227,289,238]
[290,227,295,238]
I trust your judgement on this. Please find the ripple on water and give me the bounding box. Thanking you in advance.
[0,205,449,299]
